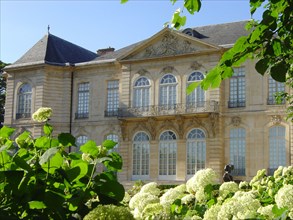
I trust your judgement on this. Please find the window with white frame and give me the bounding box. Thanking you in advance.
[132,132,150,179]
[187,72,205,107]
[269,126,286,175]
[268,76,285,105]
[106,80,119,116]
[133,77,150,111]
[230,128,246,176]
[16,83,32,119]
[75,135,88,152]
[186,128,206,177]
[228,67,245,108]
[159,74,177,110]
[159,130,177,179]
[76,82,89,119]
[106,134,119,152]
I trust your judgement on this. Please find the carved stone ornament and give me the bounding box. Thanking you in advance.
[190,61,202,70]
[271,115,282,125]
[162,66,174,74]
[129,33,199,59]
[231,116,241,127]
[137,69,148,76]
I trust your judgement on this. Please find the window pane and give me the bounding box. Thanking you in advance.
[230,128,246,176]
[159,131,177,177]
[159,74,177,107]
[269,126,286,174]
[187,129,206,175]
[133,77,150,108]
[17,83,32,118]
[106,80,119,115]
[77,83,89,118]
[229,67,245,108]
[132,132,150,178]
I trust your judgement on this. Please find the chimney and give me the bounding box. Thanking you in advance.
[97,47,115,56]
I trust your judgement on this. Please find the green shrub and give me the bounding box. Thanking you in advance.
[0,107,125,219]
[83,204,134,220]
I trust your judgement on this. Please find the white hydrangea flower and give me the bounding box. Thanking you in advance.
[250,169,266,187]
[140,182,161,196]
[181,194,195,205]
[273,166,284,178]
[160,187,185,211]
[141,203,167,220]
[239,181,249,190]
[190,215,202,220]
[218,191,261,219]
[257,205,275,220]
[186,168,218,194]
[32,107,52,122]
[203,204,221,220]
[219,181,239,200]
[275,184,293,210]
[129,192,159,213]
[195,188,207,203]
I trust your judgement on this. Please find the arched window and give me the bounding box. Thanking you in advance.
[159,130,177,179]
[133,77,150,110]
[186,129,206,177]
[75,135,88,152]
[187,72,205,107]
[159,74,177,109]
[16,83,32,119]
[106,134,119,152]
[269,126,286,175]
[230,128,246,176]
[132,132,150,179]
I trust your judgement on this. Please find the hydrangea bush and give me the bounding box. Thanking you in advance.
[0,108,125,219]
[127,166,293,219]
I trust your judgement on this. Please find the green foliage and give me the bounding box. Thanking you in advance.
[0,112,125,219]
[83,204,134,220]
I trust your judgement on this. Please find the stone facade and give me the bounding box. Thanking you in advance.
[4,22,292,185]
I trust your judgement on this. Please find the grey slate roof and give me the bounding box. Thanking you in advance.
[7,20,249,68]
[10,34,97,68]
[94,20,249,61]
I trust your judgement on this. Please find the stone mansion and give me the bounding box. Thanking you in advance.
[4,21,292,184]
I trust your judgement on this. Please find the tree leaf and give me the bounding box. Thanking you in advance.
[66,162,88,182]
[58,133,76,147]
[43,124,53,136]
[250,0,265,15]
[103,152,123,171]
[270,62,287,82]
[255,58,270,75]
[102,139,117,150]
[186,81,201,95]
[272,39,282,56]
[41,152,63,174]
[184,0,201,14]
[39,147,59,165]
[100,180,125,201]
[120,0,128,3]
[13,155,32,172]
[0,126,15,138]
[80,140,99,157]
[28,201,47,209]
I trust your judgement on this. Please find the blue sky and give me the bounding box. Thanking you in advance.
[0,0,264,64]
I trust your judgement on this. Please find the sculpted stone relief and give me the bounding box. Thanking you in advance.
[128,33,201,60]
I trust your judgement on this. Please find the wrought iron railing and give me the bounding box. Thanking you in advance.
[118,101,218,118]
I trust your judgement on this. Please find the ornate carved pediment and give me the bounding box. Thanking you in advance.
[137,68,149,76]
[190,61,202,70]
[127,33,203,60]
